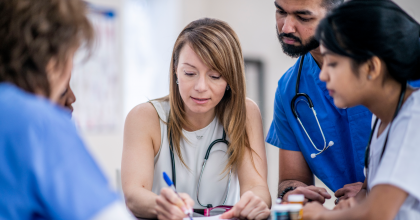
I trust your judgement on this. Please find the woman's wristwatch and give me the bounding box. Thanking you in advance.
[279,186,296,199]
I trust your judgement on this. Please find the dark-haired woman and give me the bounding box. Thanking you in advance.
[303,0,420,219]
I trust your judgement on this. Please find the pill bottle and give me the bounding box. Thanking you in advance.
[288,204,303,220]
[271,204,290,220]
[288,194,304,205]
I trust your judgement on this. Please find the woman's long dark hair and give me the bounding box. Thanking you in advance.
[316,0,420,82]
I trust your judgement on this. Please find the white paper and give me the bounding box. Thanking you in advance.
[183,214,232,220]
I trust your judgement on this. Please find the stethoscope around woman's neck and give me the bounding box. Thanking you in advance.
[168,126,232,208]
[291,55,334,159]
[364,82,407,191]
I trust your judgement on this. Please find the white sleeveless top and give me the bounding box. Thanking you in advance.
[150,100,240,208]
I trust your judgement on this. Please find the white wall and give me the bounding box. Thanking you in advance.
[79,0,124,191]
[395,0,420,21]
[80,0,180,192]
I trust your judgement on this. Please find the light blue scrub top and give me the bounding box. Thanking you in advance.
[266,53,371,192]
[0,83,119,220]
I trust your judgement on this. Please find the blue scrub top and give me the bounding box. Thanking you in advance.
[266,53,371,192]
[0,83,119,220]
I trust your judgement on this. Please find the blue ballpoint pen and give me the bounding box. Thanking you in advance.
[163,172,193,220]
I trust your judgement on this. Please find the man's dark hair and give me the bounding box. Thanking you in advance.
[316,0,420,83]
[322,0,344,10]
[0,0,94,96]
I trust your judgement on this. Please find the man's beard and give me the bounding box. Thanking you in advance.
[276,27,319,58]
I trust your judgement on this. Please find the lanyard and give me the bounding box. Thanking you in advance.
[365,83,407,190]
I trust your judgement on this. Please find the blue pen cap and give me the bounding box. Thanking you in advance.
[163,172,173,187]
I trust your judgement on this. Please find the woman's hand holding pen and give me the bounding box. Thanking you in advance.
[220,191,270,220]
[156,187,194,220]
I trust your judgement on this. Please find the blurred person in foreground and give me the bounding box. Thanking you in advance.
[304,0,420,219]
[0,0,134,219]
[122,18,271,220]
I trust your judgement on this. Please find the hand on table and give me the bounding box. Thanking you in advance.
[334,182,363,203]
[302,201,328,220]
[220,191,270,220]
[156,187,194,220]
[284,186,331,204]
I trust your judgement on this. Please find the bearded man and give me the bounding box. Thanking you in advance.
[266,0,369,205]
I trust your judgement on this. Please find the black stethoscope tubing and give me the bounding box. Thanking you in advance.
[364,82,407,191]
[169,128,231,208]
[291,55,315,118]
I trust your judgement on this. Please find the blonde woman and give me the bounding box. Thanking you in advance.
[122,18,271,219]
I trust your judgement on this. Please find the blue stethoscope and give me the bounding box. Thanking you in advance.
[291,55,334,158]
[169,129,232,208]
